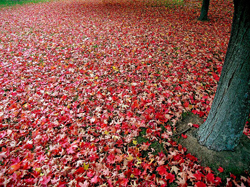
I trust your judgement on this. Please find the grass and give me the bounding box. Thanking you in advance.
[0,0,185,8]
[143,0,184,7]
[0,0,51,7]
[131,126,168,157]
[102,0,184,7]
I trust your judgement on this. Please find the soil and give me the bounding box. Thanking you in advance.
[174,113,250,180]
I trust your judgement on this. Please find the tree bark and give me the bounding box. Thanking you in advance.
[198,0,210,21]
[197,0,250,151]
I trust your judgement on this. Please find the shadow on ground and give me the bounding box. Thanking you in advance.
[175,113,250,180]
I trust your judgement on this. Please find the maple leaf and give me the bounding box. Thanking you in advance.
[126,154,134,161]
[75,160,84,168]
[193,124,200,128]
[37,155,46,162]
[183,101,189,108]
[79,181,89,187]
[215,177,222,185]
[166,173,175,183]
[115,155,123,163]
[107,153,116,164]
[102,168,110,176]
[87,170,95,178]
[8,162,21,174]
[140,141,151,151]
[84,163,89,170]
[119,178,129,186]
[170,166,179,175]
[161,132,169,139]
[230,173,236,180]
[181,134,187,139]
[176,176,187,187]
[40,175,51,185]
[91,175,98,184]
[75,167,85,175]
[133,168,141,176]
[192,171,204,181]
[51,177,60,184]
[218,166,224,173]
[156,165,167,176]
[157,159,165,166]
[206,173,215,183]
[204,167,212,173]
[195,181,206,187]
[67,146,75,154]
[0,152,7,161]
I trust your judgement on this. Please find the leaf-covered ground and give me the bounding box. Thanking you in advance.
[0,0,249,186]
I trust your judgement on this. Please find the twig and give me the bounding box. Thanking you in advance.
[172,127,192,137]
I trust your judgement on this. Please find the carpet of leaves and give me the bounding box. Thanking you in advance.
[0,0,249,186]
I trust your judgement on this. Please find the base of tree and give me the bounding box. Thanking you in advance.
[198,17,209,21]
[174,113,250,181]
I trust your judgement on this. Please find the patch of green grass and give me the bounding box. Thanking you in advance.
[0,0,51,7]
[146,0,184,7]
[130,127,168,157]
[181,111,192,119]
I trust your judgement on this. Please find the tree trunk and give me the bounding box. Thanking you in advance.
[197,0,250,151]
[198,0,210,21]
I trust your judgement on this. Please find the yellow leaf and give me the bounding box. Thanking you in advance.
[112,66,119,71]
[133,140,137,145]
[35,168,42,173]
[149,158,154,164]
[127,154,133,161]
[136,157,142,165]
[84,163,89,170]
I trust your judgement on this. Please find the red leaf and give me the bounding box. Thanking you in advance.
[40,176,51,185]
[215,177,222,185]
[156,165,167,176]
[212,72,220,82]
[24,144,33,150]
[230,173,236,180]
[75,167,85,175]
[91,175,98,184]
[107,153,115,164]
[218,166,224,173]
[8,163,21,174]
[186,153,198,162]
[195,181,206,187]
[193,124,200,128]
[193,171,204,181]
[183,101,189,108]
[166,173,175,183]
[181,134,187,139]
[206,173,215,183]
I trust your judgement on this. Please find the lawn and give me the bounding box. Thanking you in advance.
[0,0,249,186]
[0,0,51,7]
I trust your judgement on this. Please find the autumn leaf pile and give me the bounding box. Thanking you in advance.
[0,0,249,186]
